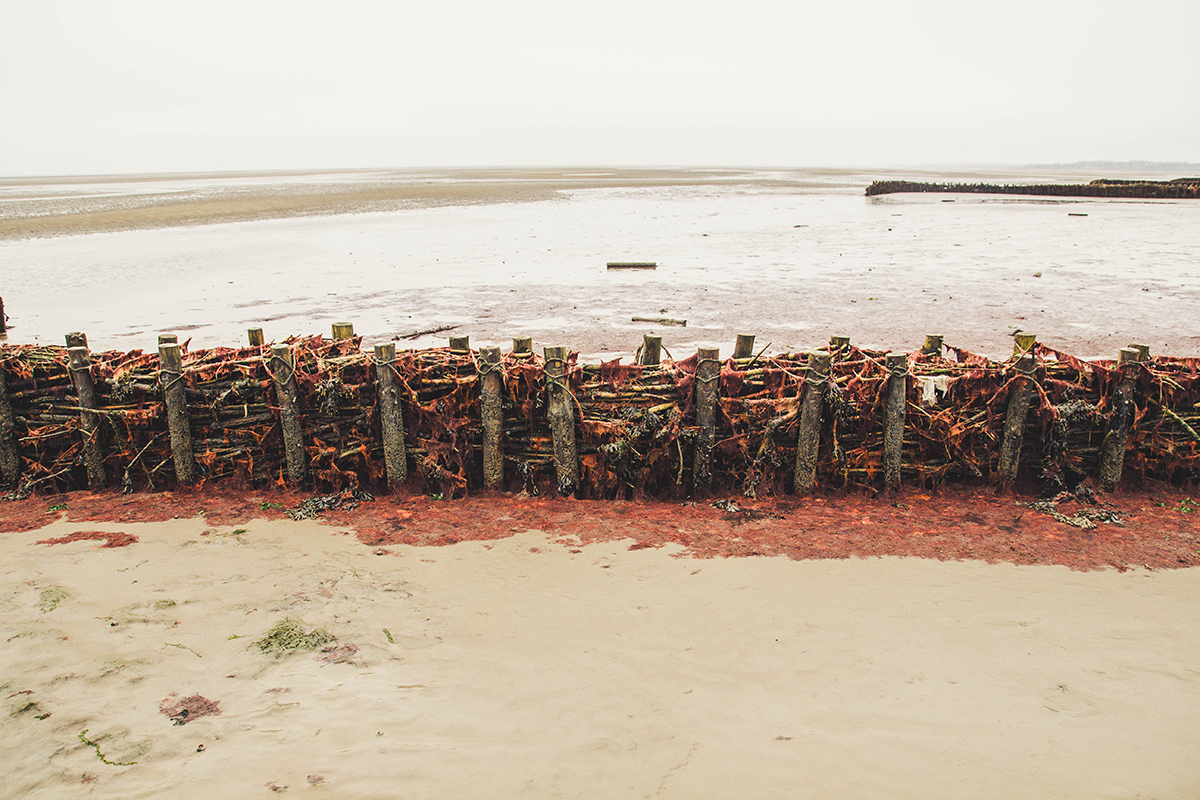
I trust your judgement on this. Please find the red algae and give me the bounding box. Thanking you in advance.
[4,484,1199,571]
[36,530,139,548]
[160,694,221,726]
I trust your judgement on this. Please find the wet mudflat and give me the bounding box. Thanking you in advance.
[2,166,1197,361]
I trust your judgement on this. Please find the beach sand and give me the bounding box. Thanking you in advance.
[3,495,1199,799]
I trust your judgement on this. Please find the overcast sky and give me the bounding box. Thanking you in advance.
[1,0,1197,176]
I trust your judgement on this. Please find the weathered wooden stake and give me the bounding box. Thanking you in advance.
[829,335,850,357]
[67,346,105,488]
[480,346,504,489]
[734,334,756,359]
[512,337,533,356]
[449,335,470,354]
[158,342,195,484]
[1013,332,1037,356]
[998,354,1036,484]
[248,327,265,347]
[269,344,308,484]
[794,351,831,493]
[692,347,720,490]
[922,334,944,355]
[65,331,88,349]
[0,296,7,334]
[1098,348,1140,491]
[883,353,908,489]
[373,342,407,489]
[640,334,662,366]
[0,364,18,485]
[332,322,354,340]
[544,346,578,496]
[1128,342,1150,362]
[158,333,177,346]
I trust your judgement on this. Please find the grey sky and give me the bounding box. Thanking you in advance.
[2,0,1197,175]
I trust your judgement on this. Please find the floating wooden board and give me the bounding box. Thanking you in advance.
[631,316,686,327]
[607,262,657,270]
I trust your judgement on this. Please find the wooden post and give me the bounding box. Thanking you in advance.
[544,346,578,496]
[0,364,18,485]
[247,327,265,347]
[829,335,850,358]
[692,347,720,490]
[331,322,354,340]
[65,331,88,349]
[998,354,1036,484]
[1128,343,1150,362]
[158,333,177,346]
[1098,348,1140,492]
[158,342,195,484]
[0,296,5,334]
[1013,332,1037,356]
[373,342,407,489]
[922,334,944,355]
[67,346,105,488]
[734,334,755,359]
[512,337,532,357]
[640,334,662,366]
[794,351,831,493]
[480,346,504,489]
[269,344,308,484]
[449,335,470,354]
[883,353,907,489]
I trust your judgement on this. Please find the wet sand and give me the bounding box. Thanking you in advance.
[4,512,1199,799]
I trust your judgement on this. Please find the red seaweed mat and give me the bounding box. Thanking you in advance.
[2,485,1197,572]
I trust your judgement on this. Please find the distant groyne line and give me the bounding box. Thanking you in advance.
[865,178,1200,199]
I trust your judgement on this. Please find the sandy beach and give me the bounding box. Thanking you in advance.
[2,489,1199,799]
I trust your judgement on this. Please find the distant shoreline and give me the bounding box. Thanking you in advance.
[0,168,782,240]
[9,164,1195,241]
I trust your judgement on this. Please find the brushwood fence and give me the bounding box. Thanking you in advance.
[1,330,1198,501]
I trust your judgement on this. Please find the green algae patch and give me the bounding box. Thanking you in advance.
[254,619,334,658]
[38,587,68,613]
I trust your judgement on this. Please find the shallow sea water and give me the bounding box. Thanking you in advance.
[1,168,1197,360]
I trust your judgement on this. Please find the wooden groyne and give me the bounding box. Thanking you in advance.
[2,328,1198,500]
[866,178,1200,199]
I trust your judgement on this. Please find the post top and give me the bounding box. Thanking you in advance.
[807,351,832,372]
